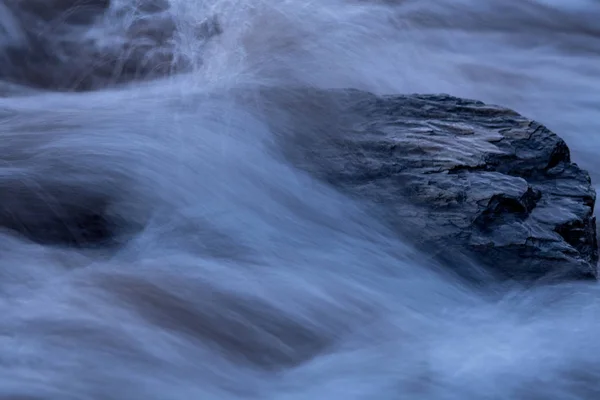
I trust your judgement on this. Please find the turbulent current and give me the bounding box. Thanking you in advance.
[1,0,600,398]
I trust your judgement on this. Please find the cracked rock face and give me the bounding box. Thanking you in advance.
[272,89,598,282]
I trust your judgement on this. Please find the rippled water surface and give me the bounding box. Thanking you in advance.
[0,0,600,399]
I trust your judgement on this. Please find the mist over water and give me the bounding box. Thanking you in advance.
[1,0,600,398]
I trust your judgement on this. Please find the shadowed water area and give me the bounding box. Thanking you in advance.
[0,0,600,399]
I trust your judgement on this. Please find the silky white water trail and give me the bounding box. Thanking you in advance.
[0,1,599,398]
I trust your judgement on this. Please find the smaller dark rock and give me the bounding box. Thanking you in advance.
[12,0,111,24]
[135,0,170,13]
[0,180,120,247]
[0,3,222,91]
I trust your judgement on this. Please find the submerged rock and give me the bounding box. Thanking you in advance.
[0,0,221,91]
[272,89,598,282]
[9,0,111,24]
[0,181,116,247]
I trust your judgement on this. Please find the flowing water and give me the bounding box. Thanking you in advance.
[1,0,600,398]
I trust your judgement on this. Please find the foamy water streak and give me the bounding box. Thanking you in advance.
[0,0,600,399]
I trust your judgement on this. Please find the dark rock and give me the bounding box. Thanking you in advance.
[267,88,598,282]
[135,0,170,14]
[9,0,111,24]
[0,180,117,247]
[126,14,177,44]
[0,1,221,91]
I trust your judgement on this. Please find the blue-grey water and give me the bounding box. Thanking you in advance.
[1,1,600,399]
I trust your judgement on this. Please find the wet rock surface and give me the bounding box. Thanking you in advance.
[275,89,598,282]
